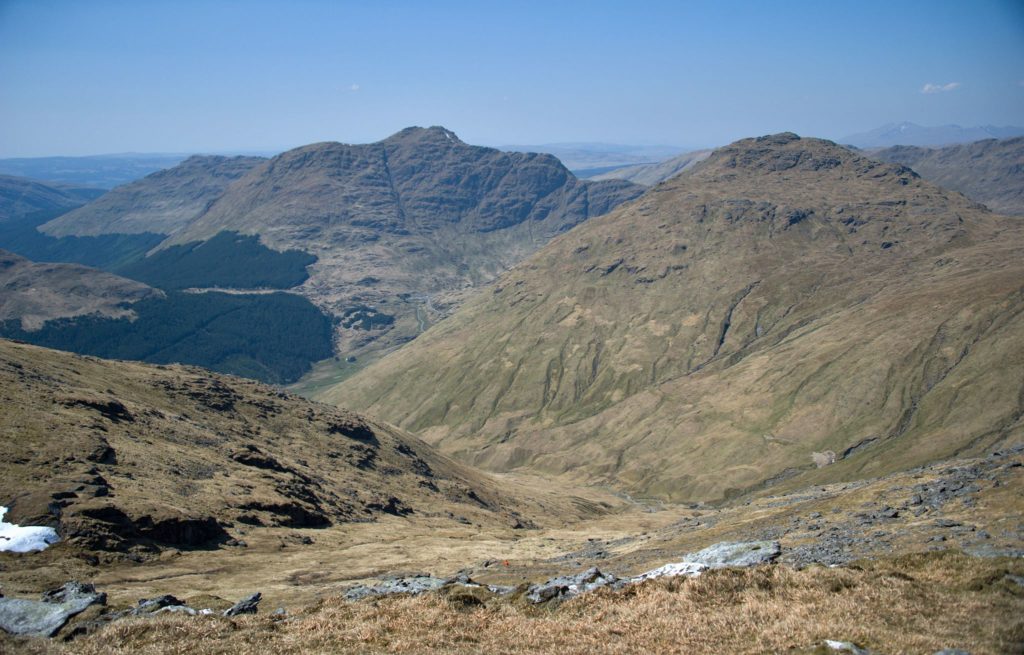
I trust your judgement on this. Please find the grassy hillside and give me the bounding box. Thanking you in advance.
[329,133,1024,502]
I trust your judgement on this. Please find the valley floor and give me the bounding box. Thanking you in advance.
[1,448,1022,653]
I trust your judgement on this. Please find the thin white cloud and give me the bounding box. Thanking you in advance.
[921,82,960,94]
[350,84,360,92]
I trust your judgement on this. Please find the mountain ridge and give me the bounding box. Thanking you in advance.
[41,127,643,360]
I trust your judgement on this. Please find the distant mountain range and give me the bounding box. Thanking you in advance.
[0,174,104,222]
[840,122,1024,148]
[499,142,690,176]
[870,137,1024,216]
[0,154,191,189]
[587,149,713,185]
[0,151,279,189]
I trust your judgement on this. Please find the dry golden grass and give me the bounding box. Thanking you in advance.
[12,552,1023,655]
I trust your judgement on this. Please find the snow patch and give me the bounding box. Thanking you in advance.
[0,506,60,552]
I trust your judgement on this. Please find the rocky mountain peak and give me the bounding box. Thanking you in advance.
[693,133,914,180]
[383,125,465,147]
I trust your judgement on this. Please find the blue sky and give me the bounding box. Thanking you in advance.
[1,0,1022,156]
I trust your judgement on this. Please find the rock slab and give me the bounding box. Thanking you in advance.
[0,582,106,637]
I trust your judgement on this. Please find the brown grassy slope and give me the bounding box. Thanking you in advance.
[329,133,1024,502]
[18,552,1024,655]
[0,339,556,558]
[0,250,163,330]
[871,137,1024,216]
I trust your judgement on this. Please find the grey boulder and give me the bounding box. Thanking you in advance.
[223,592,262,617]
[0,582,106,638]
[526,567,619,604]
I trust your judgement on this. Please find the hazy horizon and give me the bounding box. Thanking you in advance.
[2,0,1023,158]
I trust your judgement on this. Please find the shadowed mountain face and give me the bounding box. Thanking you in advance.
[0,339,519,554]
[870,137,1024,216]
[42,155,265,237]
[331,133,1024,502]
[0,175,103,223]
[0,249,161,330]
[42,127,644,357]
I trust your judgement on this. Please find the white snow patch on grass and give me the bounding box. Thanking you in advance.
[0,506,59,552]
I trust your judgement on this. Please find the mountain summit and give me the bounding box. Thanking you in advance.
[331,133,1024,501]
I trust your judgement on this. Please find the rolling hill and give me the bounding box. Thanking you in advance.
[329,132,1024,502]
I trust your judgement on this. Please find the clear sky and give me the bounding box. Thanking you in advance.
[1,0,1023,156]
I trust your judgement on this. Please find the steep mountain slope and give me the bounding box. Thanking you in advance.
[42,155,265,237]
[331,133,1024,502]
[0,249,161,329]
[0,339,527,555]
[0,175,102,222]
[870,137,1024,215]
[588,149,713,186]
[841,122,1024,148]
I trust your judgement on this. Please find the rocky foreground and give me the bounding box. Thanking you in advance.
[1,445,1021,652]
[1,547,1021,654]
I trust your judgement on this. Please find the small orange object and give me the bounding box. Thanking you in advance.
[503,560,510,567]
